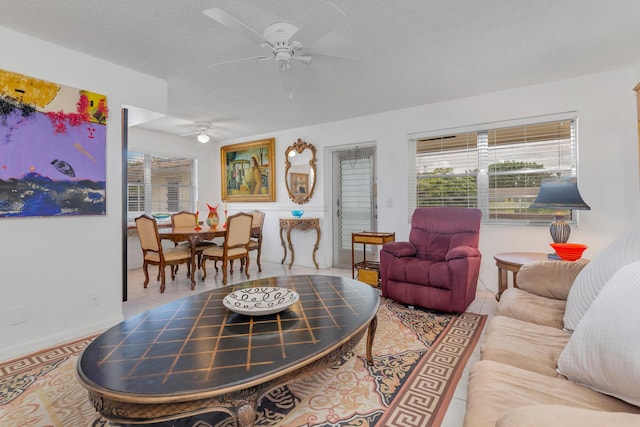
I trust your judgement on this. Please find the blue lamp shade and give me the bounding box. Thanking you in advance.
[529,176,590,244]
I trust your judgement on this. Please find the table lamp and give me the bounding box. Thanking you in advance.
[529,174,590,244]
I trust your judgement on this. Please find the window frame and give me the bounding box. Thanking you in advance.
[127,151,198,221]
[408,112,581,226]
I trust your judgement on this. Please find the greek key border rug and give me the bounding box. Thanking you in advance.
[0,298,485,426]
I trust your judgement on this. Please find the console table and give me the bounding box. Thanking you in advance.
[279,217,321,269]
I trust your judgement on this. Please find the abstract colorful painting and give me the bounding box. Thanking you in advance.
[0,69,108,217]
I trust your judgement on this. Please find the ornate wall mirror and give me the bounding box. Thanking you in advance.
[285,138,317,204]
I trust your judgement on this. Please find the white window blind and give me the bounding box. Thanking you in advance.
[127,152,195,216]
[340,154,373,250]
[411,115,578,224]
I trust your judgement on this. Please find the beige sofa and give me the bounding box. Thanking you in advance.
[464,231,640,427]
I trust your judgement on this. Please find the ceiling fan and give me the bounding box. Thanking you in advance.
[203,2,348,97]
[180,121,215,143]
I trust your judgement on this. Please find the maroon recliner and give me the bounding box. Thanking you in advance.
[380,207,482,313]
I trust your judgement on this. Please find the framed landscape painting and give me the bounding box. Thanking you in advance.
[0,68,108,218]
[221,138,276,202]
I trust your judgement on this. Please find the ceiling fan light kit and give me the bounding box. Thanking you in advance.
[197,133,210,143]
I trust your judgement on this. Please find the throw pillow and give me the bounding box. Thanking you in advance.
[563,229,640,331]
[557,260,640,406]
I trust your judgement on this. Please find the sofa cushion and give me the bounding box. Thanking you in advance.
[563,229,640,331]
[517,259,588,300]
[557,260,640,406]
[496,288,566,329]
[481,315,570,377]
[496,405,640,427]
[464,360,640,427]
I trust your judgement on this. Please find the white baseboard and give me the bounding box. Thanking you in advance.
[0,315,123,363]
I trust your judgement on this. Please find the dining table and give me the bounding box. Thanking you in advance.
[158,224,225,289]
[158,223,261,289]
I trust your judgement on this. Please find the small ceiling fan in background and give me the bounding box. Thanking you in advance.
[180,121,216,143]
[203,2,350,98]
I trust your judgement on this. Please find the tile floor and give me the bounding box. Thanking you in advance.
[124,260,498,426]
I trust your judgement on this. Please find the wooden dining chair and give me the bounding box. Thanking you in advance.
[171,211,216,272]
[246,210,265,272]
[135,214,192,293]
[201,212,253,285]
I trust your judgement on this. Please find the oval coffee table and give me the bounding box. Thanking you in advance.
[76,275,379,426]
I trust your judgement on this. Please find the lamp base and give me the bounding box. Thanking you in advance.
[549,215,571,243]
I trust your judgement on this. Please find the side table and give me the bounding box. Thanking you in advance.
[494,252,551,301]
[352,231,395,287]
[279,217,321,269]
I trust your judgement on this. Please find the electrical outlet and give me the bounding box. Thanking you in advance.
[88,293,99,306]
[9,305,28,325]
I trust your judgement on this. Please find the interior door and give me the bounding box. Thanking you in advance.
[332,146,376,269]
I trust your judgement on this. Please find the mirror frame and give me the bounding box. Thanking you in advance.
[284,138,317,205]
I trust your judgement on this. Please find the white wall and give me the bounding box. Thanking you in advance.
[0,27,168,361]
[219,64,640,293]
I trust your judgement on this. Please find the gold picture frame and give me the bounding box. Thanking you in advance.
[290,172,309,197]
[221,138,276,202]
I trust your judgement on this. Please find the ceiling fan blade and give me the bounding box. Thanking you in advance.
[291,2,347,49]
[203,7,271,45]
[293,55,312,65]
[179,130,198,137]
[207,55,272,68]
[304,51,363,64]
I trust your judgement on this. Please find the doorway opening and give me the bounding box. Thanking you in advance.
[331,145,377,269]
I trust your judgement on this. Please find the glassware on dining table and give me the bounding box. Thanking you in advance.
[206,203,220,229]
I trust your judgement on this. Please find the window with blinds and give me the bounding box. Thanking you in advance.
[411,115,578,224]
[127,152,195,217]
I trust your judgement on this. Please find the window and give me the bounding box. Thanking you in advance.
[127,152,196,217]
[410,114,578,224]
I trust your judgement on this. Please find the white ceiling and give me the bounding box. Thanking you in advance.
[2,0,640,142]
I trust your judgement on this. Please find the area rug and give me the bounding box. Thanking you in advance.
[0,298,485,426]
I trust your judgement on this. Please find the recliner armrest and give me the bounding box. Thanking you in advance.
[446,245,481,261]
[381,241,416,258]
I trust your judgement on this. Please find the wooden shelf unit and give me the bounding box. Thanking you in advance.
[351,231,395,286]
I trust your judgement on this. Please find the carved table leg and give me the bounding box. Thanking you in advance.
[279,223,287,265]
[234,395,258,427]
[287,227,295,269]
[366,315,377,366]
[189,236,197,290]
[311,224,321,269]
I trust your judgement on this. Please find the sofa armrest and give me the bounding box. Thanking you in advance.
[446,245,481,261]
[497,405,640,427]
[381,241,416,258]
[516,259,589,300]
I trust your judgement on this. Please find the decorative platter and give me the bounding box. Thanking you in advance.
[223,287,299,316]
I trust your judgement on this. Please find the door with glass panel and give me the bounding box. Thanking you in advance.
[332,146,376,269]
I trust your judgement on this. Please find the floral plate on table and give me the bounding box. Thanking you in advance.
[223,287,299,316]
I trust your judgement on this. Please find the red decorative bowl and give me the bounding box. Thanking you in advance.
[550,243,588,261]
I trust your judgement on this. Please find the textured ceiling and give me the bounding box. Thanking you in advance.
[1,0,640,142]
